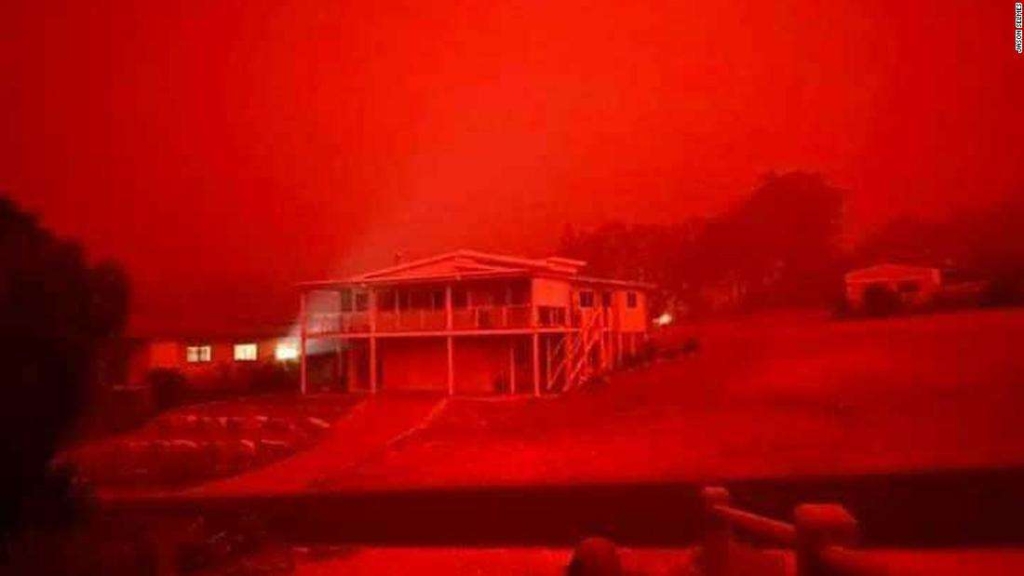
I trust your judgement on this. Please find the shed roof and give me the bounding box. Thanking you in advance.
[844,263,940,283]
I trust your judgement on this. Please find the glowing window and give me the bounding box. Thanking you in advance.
[186,345,212,363]
[275,341,299,361]
[233,343,258,361]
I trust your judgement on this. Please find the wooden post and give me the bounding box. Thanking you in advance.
[565,332,574,389]
[446,285,454,395]
[567,536,622,576]
[447,337,454,395]
[702,486,731,576]
[333,338,341,389]
[794,504,858,576]
[509,344,516,394]
[369,288,378,393]
[532,332,541,396]
[544,336,552,392]
[369,339,377,393]
[332,292,342,389]
[299,291,308,395]
[149,515,197,576]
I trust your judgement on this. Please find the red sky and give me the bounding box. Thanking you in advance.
[3,1,1022,333]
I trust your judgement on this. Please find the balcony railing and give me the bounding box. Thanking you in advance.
[376,310,446,332]
[304,312,370,335]
[304,305,542,335]
[451,305,532,330]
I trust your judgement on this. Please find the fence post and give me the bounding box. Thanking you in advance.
[566,536,622,576]
[794,504,858,576]
[701,486,731,576]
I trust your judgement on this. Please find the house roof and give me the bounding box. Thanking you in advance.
[844,263,940,284]
[127,323,294,343]
[298,249,652,290]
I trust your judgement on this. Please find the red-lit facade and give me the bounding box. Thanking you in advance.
[298,250,652,395]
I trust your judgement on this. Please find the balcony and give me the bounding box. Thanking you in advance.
[376,310,447,332]
[304,304,547,335]
[451,305,532,330]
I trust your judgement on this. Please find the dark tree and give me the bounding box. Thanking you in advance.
[708,171,845,306]
[0,196,130,538]
[560,171,846,313]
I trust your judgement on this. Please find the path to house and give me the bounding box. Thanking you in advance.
[184,392,448,497]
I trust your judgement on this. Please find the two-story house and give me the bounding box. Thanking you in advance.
[298,250,652,395]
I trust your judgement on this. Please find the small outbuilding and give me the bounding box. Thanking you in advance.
[844,263,943,312]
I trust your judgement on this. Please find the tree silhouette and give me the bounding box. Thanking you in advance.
[560,171,846,311]
[0,196,130,538]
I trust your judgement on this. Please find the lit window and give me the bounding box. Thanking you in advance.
[579,291,595,308]
[233,343,258,361]
[186,345,212,363]
[627,292,638,308]
[275,341,299,361]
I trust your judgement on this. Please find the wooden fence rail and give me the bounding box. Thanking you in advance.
[702,486,891,576]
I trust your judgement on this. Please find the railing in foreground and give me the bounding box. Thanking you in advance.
[702,486,892,576]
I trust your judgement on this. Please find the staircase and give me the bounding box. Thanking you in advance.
[548,312,605,393]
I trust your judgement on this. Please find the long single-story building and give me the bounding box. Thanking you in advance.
[297,250,654,396]
[100,327,299,392]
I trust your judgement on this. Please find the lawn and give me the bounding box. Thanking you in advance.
[320,308,1024,489]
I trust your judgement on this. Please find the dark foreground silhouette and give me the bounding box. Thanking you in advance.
[106,465,1024,549]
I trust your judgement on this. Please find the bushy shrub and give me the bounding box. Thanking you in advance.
[0,196,128,536]
[248,362,299,394]
[147,368,188,411]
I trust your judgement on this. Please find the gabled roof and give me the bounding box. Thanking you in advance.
[845,263,940,283]
[300,250,589,288]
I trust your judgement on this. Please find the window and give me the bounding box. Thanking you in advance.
[509,282,529,305]
[186,345,212,363]
[275,341,299,361]
[452,288,468,308]
[538,306,552,326]
[627,291,638,308]
[538,306,567,326]
[897,281,920,294]
[431,290,445,309]
[339,289,354,312]
[601,291,613,308]
[354,292,369,311]
[579,290,595,308]
[396,290,411,310]
[233,343,258,361]
[409,290,439,309]
[378,289,396,311]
